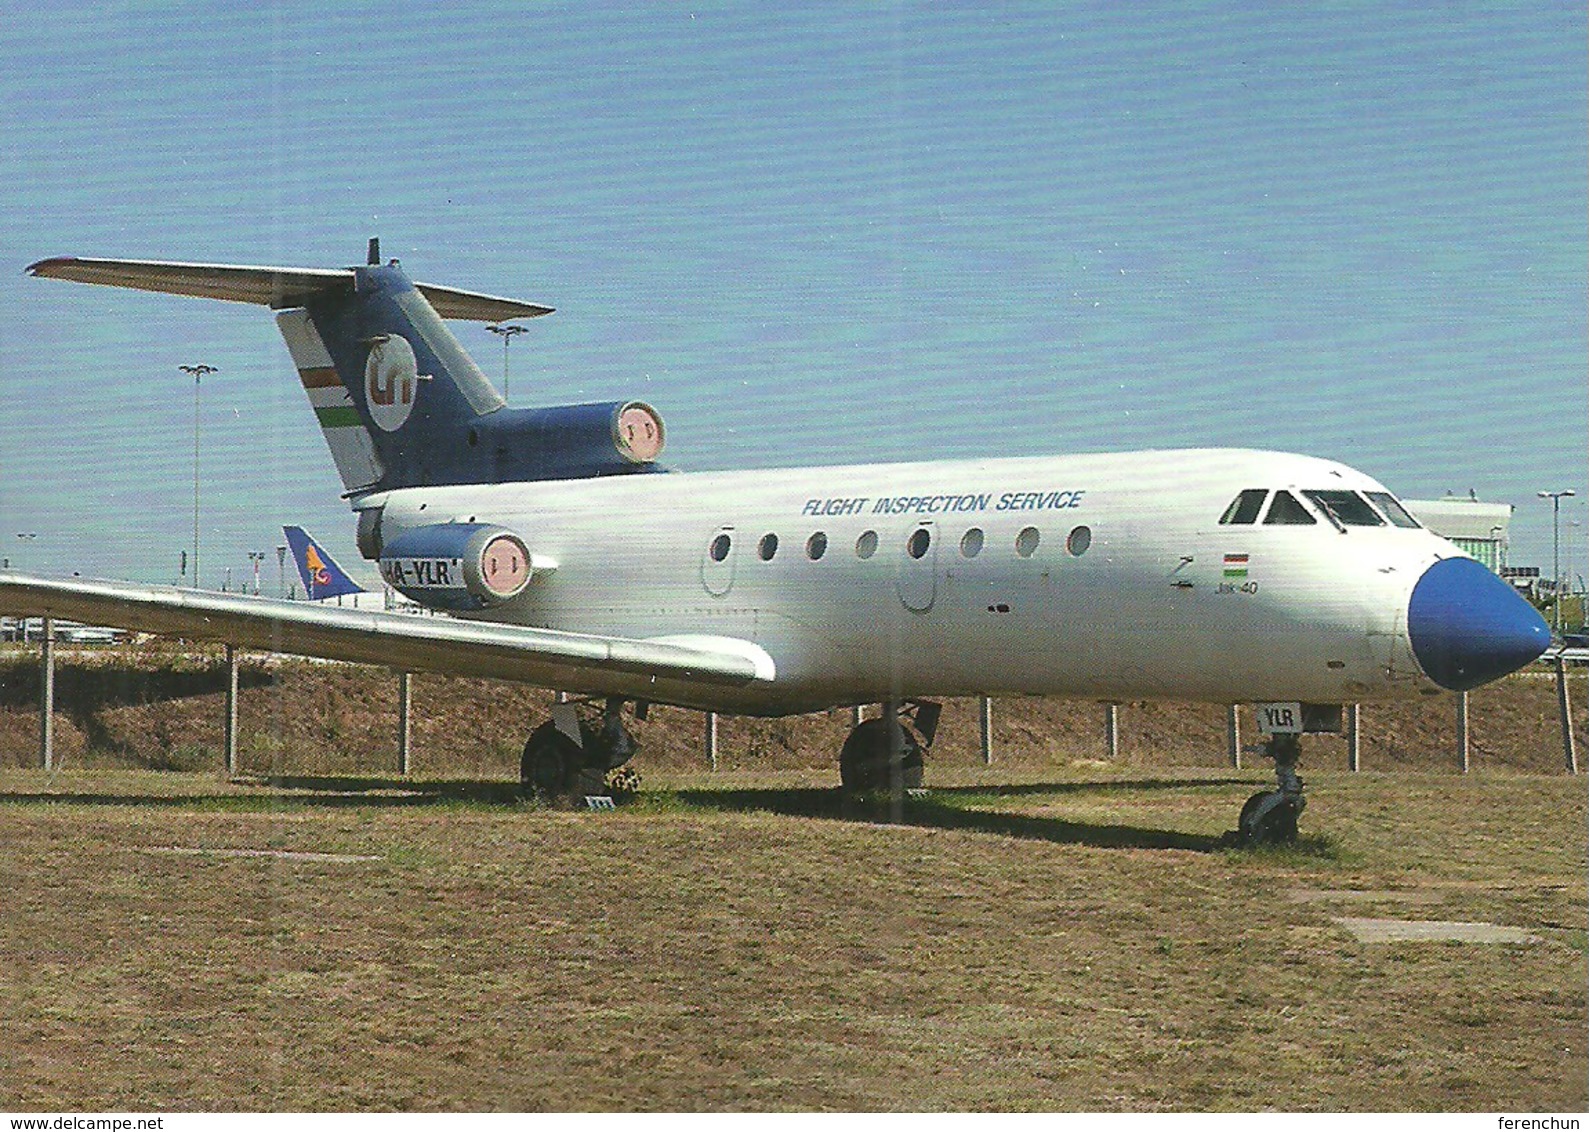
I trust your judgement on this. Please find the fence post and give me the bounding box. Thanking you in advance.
[1456,691,1469,773]
[979,697,994,766]
[398,671,412,776]
[223,645,239,777]
[1556,656,1579,774]
[39,617,54,772]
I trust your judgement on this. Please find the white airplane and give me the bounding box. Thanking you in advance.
[2,243,1550,842]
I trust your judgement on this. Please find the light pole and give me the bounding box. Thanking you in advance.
[486,323,528,400]
[1568,519,1583,628]
[179,364,217,588]
[1538,489,1577,633]
[248,551,266,595]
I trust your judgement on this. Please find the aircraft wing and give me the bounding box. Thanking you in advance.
[26,257,554,321]
[0,573,771,693]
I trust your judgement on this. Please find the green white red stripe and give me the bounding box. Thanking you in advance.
[274,309,384,491]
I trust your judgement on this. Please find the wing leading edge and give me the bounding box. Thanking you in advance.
[0,574,772,698]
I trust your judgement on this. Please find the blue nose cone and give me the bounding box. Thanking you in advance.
[1408,557,1550,691]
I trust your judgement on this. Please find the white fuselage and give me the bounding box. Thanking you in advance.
[362,447,1453,715]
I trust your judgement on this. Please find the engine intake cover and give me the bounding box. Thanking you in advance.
[469,400,666,483]
[379,523,534,610]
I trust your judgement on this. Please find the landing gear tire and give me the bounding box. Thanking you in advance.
[1235,732,1306,845]
[1238,790,1301,845]
[839,718,925,793]
[520,723,579,798]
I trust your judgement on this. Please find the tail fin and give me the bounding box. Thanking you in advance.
[28,251,664,491]
[287,260,525,490]
[283,526,364,600]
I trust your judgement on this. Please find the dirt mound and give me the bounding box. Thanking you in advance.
[0,647,1580,778]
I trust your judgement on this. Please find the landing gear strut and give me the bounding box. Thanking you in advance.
[839,700,939,793]
[1237,732,1305,845]
[520,696,641,800]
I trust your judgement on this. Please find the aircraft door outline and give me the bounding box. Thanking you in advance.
[896,520,937,613]
[702,525,736,597]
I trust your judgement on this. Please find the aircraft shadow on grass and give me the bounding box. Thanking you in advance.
[673,784,1240,852]
[0,774,1254,852]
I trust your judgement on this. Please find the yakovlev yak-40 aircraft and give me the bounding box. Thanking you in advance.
[2,242,1551,842]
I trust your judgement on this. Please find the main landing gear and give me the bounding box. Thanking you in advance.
[839,700,941,793]
[520,696,641,800]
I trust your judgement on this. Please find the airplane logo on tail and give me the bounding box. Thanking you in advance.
[364,334,419,432]
[304,544,331,587]
[283,526,365,601]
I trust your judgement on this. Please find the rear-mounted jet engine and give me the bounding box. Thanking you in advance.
[379,523,539,610]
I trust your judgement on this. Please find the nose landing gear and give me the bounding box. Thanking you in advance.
[1232,703,1340,846]
[1237,732,1305,845]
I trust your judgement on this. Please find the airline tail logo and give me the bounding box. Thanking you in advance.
[283,525,364,601]
[365,334,418,432]
[304,544,332,588]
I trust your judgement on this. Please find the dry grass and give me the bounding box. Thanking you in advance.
[0,765,1581,1111]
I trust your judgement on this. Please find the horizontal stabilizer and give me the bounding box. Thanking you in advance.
[26,256,553,321]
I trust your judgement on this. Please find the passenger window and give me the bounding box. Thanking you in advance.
[709,533,732,562]
[806,531,828,560]
[1263,491,1317,525]
[856,530,878,559]
[758,533,779,560]
[1304,490,1384,527]
[1066,526,1092,556]
[1365,491,1421,529]
[960,528,984,558]
[1219,489,1268,525]
[1015,526,1041,557]
[907,527,931,560]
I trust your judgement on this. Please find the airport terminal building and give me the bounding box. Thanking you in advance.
[1404,495,1513,573]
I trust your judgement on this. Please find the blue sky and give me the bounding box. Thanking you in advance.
[0,2,1583,586]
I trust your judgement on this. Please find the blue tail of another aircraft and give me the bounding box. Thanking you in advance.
[283,526,364,601]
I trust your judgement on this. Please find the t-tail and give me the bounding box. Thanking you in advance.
[27,242,668,496]
[282,526,364,601]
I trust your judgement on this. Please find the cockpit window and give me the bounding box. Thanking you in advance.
[1263,490,1317,525]
[1219,489,1268,525]
[1304,489,1385,527]
[1365,491,1421,529]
